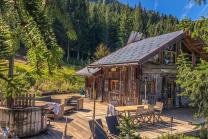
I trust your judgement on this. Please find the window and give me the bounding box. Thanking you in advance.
[110,80,119,91]
[163,44,176,65]
[163,51,175,64]
[148,54,160,64]
[146,81,155,94]
[110,68,118,72]
[141,80,156,95]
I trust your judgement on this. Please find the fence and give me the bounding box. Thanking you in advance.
[0,94,35,108]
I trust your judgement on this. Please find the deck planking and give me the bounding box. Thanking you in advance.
[25,96,199,139]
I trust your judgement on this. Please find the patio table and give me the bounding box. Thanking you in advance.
[115,105,156,124]
[115,105,145,118]
[35,101,48,107]
[35,101,54,112]
[115,105,144,113]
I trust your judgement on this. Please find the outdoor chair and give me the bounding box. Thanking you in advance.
[154,102,164,122]
[105,116,120,136]
[64,105,76,114]
[107,104,118,116]
[130,106,145,124]
[57,104,65,118]
[47,103,65,120]
[107,101,119,116]
[142,105,155,124]
[65,96,84,110]
[110,100,119,107]
[125,100,134,106]
[88,119,108,139]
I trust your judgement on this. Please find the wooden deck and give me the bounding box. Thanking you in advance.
[26,96,200,139]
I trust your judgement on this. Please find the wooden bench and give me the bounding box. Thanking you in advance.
[65,96,84,110]
[64,106,76,114]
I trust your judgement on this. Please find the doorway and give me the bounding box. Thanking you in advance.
[162,77,176,108]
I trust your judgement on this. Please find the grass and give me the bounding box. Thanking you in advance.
[14,59,84,94]
[157,134,199,139]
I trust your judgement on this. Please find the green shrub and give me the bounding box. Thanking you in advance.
[14,61,84,93]
[118,115,141,139]
[199,126,208,139]
[157,134,199,139]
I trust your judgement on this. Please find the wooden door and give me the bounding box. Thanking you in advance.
[166,81,176,108]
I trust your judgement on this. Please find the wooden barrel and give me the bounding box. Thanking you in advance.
[0,106,47,137]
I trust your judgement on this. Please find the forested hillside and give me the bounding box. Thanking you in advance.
[19,0,179,65]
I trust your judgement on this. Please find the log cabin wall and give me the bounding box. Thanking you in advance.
[139,40,180,107]
[85,77,93,99]
[141,63,177,107]
[139,39,199,108]
[98,65,140,105]
[85,72,104,101]
[84,37,205,107]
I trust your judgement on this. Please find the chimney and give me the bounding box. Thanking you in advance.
[126,31,143,45]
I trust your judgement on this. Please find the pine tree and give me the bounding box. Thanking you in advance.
[177,17,208,120]
[67,0,89,61]
[132,5,143,32]
[119,5,133,47]
[94,43,110,60]
[0,19,14,77]
[0,0,63,106]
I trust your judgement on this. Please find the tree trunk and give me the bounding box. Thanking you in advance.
[8,55,14,77]
[7,55,14,108]
[77,49,80,61]
[66,45,70,63]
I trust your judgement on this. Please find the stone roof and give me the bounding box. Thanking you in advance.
[90,30,184,66]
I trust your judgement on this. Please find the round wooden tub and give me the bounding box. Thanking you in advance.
[0,106,47,137]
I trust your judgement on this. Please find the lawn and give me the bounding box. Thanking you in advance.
[14,59,84,94]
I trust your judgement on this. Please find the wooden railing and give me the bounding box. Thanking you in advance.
[0,94,35,108]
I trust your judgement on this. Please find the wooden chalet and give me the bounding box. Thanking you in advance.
[77,30,207,108]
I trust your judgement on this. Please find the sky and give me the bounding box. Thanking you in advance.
[119,0,208,20]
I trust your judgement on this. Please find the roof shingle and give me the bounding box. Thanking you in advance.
[90,30,184,66]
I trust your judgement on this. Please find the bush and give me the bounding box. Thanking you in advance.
[157,134,199,139]
[118,115,141,139]
[199,126,208,139]
[14,61,84,93]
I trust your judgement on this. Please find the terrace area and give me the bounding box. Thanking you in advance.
[25,94,202,139]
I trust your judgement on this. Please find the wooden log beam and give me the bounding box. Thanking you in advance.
[184,39,200,54]
[184,37,208,60]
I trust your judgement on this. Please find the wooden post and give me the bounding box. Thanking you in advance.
[155,74,158,104]
[137,65,142,104]
[175,41,179,62]
[62,118,68,139]
[145,78,147,101]
[92,77,96,139]
[170,116,173,134]
[119,66,122,105]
